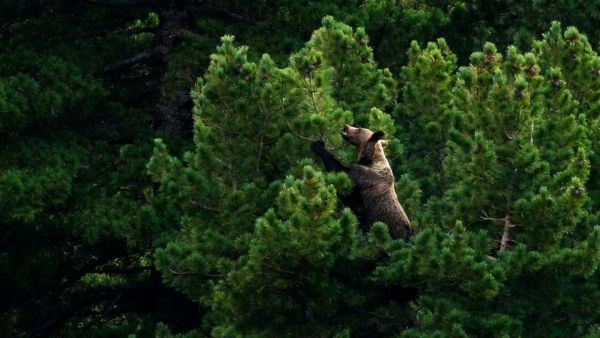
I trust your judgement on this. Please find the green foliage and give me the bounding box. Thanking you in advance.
[300,16,397,124]
[396,38,457,199]
[0,51,105,134]
[211,166,358,336]
[148,18,404,336]
[146,18,600,337]
[5,1,600,337]
[443,39,590,249]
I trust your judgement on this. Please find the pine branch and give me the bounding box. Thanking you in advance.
[92,265,153,275]
[103,50,156,73]
[168,267,223,278]
[33,280,155,336]
[191,200,220,212]
[262,261,295,275]
[82,25,158,38]
[0,18,19,37]
[84,0,158,8]
[196,8,257,24]
[0,1,46,40]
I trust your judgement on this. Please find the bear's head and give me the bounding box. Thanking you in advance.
[341,125,388,148]
[342,125,388,165]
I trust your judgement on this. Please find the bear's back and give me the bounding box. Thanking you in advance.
[350,147,412,239]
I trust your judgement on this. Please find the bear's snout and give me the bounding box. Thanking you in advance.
[342,124,351,140]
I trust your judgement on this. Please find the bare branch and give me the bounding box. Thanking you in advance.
[92,266,153,275]
[83,25,158,38]
[286,120,317,142]
[168,268,223,278]
[262,261,295,275]
[480,210,504,222]
[190,200,220,213]
[103,50,156,73]
[499,211,512,253]
[0,18,19,38]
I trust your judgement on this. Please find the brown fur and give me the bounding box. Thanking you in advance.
[341,125,412,239]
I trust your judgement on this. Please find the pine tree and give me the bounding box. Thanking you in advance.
[148,20,600,338]
[211,165,357,336]
[444,41,589,250]
[148,17,403,336]
[533,22,600,212]
[395,38,457,200]
[374,26,600,337]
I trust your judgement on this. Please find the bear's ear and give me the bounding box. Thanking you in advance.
[369,130,385,142]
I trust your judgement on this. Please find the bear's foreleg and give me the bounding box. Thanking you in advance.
[311,140,364,218]
[311,141,349,173]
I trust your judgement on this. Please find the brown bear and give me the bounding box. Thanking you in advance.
[311,125,412,240]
